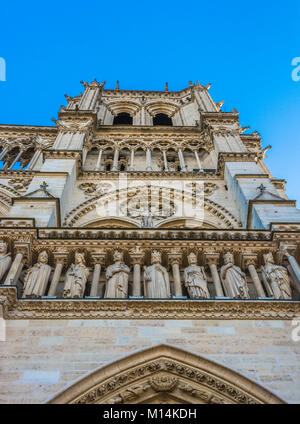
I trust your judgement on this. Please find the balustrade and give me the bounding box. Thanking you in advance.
[0,145,36,171]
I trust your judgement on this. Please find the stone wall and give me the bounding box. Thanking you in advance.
[0,318,299,404]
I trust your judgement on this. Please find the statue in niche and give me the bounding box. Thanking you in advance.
[22,251,51,298]
[262,252,292,299]
[104,250,130,298]
[0,241,11,282]
[220,252,249,299]
[184,252,210,298]
[63,252,89,298]
[144,250,171,298]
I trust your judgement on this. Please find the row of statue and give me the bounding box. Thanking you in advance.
[0,241,293,300]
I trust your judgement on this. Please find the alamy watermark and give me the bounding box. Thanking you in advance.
[291,57,300,82]
[0,317,6,341]
[0,57,6,81]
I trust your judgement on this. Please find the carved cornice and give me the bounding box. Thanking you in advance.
[57,110,97,122]
[202,112,240,125]
[217,152,257,174]
[0,125,57,136]
[0,287,299,320]
[95,126,202,136]
[43,150,82,176]
[81,169,219,179]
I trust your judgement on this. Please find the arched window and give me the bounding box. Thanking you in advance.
[153,113,173,126]
[113,112,133,125]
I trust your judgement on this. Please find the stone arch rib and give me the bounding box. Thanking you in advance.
[47,344,284,404]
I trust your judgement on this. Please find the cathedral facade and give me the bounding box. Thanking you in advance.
[0,80,300,404]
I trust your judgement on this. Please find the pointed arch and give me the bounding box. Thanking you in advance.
[47,345,284,404]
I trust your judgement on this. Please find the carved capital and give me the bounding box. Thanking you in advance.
[53,251,68,267]
[168,251,182,265]
[280,244,297,258]
[90,250,106,266]
[242,253,258,270]
[14,242,31,266]
[204,252,219,266]
[129,247,144,265]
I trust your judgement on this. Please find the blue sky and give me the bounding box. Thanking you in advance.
[0,1,299,202]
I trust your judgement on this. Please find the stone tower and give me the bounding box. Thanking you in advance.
[0,80,300,404]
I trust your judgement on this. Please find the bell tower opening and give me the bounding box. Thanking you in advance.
[113,112,133,125]
[153,113,173,126]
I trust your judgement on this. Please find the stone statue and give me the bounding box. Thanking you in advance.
[22,251,51,298]
[220,252,249,299]
[63,252,89,298]
[104,250,130,298]
[262,253,292,299]
[144,250,171,298]
[141,213,153,228]
[0,241,11,282]
[184,252,210,298]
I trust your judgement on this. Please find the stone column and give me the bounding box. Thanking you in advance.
[112,149,119,171]
[5,253,23,285]
[194,150,202,170]
[163,151,169,171]
[48,252,68,297]
[130,248,144,297]
[8,150,23,170]
[129,149,135,171]
[204,253,224,297]
[178,149,187,172]
[281,246,300,285]
[26,149,42,171]
[242,254,265,297]
[168,251,182,297]
[90,251,106,297]
[94,149,103,171]
[0,147,8,161]
[146,148,152,171]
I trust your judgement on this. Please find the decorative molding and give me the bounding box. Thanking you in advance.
[47,345,285,404]
[0,287,299,320]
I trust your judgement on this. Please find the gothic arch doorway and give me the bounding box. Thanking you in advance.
[47,345,284,404]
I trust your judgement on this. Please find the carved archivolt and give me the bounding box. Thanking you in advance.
[64,186,240,229]
[105,101,141,117]
[145,101,180,117]
[47,345,284,404]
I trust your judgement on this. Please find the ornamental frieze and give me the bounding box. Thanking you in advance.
[0,287,299,320]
